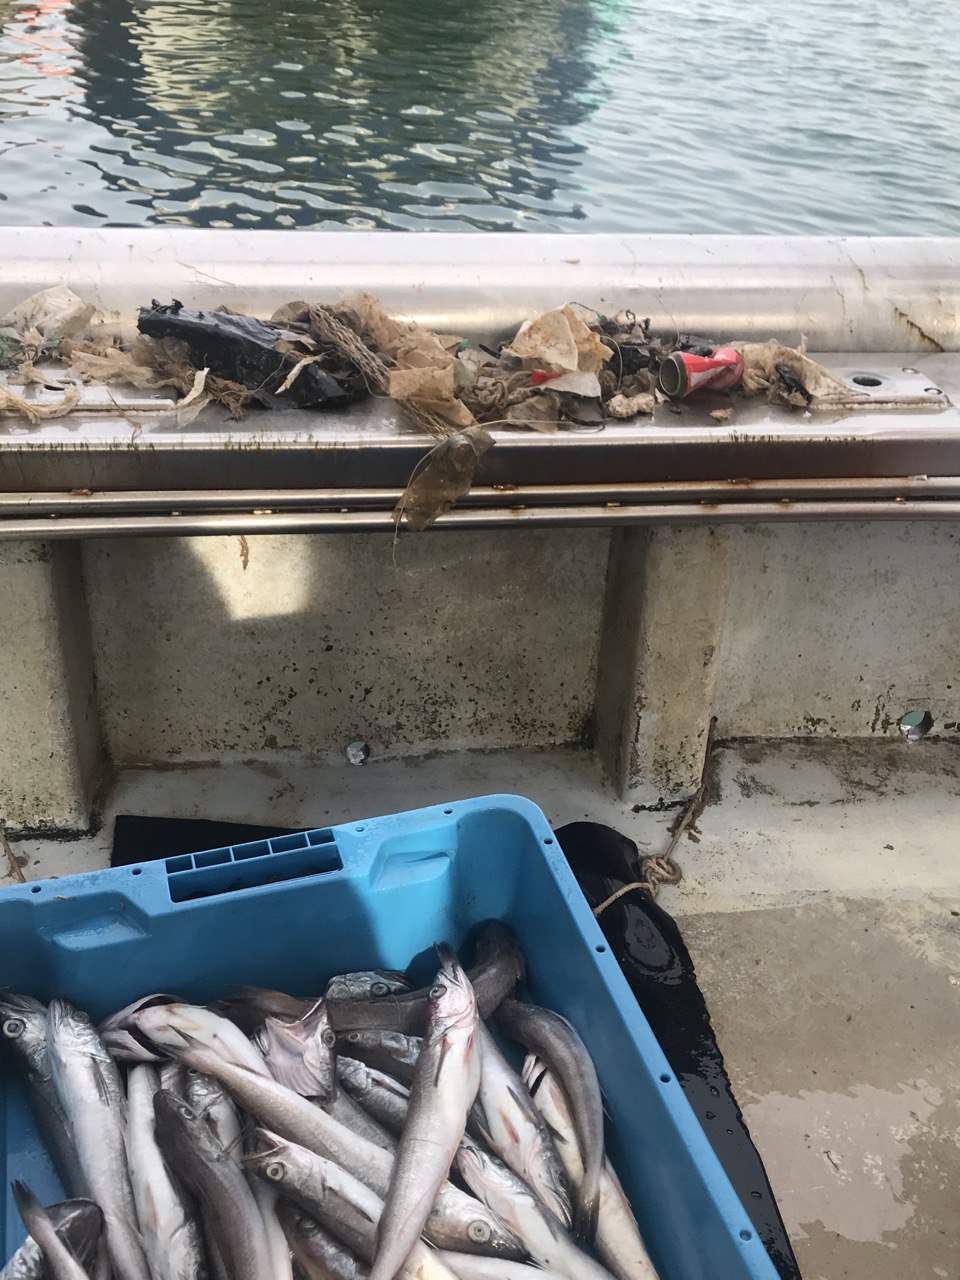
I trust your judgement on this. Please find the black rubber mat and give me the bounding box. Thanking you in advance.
[111,814,295,867]
[556,821,801,1280]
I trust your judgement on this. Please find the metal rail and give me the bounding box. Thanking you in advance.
[1,474,959,518]
[2,497,959,538]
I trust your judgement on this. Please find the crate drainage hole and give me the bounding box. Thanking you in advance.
[131,868,142,876]
[852,374,882,387]
[659,1073,671,1083]
[30,886,41,894]
[595,944,606,953]
[443,808,453,815]
[740,1231,753,1242]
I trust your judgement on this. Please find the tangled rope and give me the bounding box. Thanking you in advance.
[308,305,454,440]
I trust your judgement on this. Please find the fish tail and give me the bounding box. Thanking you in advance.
[572,1185,601,1243]
[12,1181,57,1253]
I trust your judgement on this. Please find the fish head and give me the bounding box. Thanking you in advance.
[101,1025,164,1062]
[184,1067,227,1111]
[429,944,478,1032]
[47,999,102,1055]
[456,1133,495,1183]
[153,1087,223,1162]
[335,1055,367,1091]
[49,1199,104,1267]
[0,993,48,1070]
[325,969,410,1001]
[256,1002,336,1099]
[243,1129,304,1192]
[99,993,179,1034]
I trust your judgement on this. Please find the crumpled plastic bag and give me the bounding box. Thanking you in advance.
[506,392,562,430]
[0,286,95,364]
[733,339,865,409]
[504,305,612,375]
[394,424,494,530]
[342,292,476,430]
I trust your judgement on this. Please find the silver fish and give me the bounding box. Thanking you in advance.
[336,1059,410,1137]
[335,1032,422,1086]
[0,1200,102,1280]
[523,1059,658,1280]
[440,1256,568,1280]
[246,1132,458,1280]
[153,1090,273,1280]
[11,1183,89,1280]
[324,972,410,1003]
[369,945,481,1280]
[496,1000,602,1240]
[278,1201,368,1280]
[326,923,523,1035]
[46,1000,150,1280]
[98,995,181,1061]
[324,1091,397,1151]
[126,1064,207,1280]
[166,1040,520,1258]
[159,1062,187,1097]
[253,999,337,1099]
[185,1071,243,1158]
[216,987,316,1036]
[0,994,85,1197]
[475,1024,571,1225]
[457,1136,615,1280]
[248,1175,294,1280]
[104,1002,269,1076]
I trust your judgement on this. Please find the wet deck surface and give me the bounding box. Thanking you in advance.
[676,741,960,1280]
[7,738,959,1279]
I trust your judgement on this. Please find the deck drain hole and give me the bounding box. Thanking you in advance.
[898,709,934,742]
[852,374,882,387]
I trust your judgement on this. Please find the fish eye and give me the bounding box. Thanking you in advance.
[371,982,389,997]
[468,1221,491,1243]
[265,1162,285,1182]
[429,983,445,1000]
[321,1028,336,1048]
[2,1018,24,1039]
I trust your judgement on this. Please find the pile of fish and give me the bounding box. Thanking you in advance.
[0,921,658,1280]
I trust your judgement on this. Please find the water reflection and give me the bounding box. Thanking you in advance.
[2,0,610,228]
[1,0,959,232]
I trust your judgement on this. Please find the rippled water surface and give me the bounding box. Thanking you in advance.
[1,0,958,232]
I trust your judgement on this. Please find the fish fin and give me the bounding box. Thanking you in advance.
[90,1057,113,1107]
[433,1033,452,1087]
[543,1118,571,1147]
[12,1182,64,1257]
[11,1181,43,1233]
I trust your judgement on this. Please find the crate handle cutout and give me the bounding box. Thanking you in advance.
[165,828,341,902]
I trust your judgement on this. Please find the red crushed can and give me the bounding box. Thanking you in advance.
[658,346,743,398]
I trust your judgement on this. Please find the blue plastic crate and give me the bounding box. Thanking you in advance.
[0,795,777,1280]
